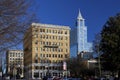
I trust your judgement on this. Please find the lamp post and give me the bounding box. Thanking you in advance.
[97,45,101,77]
[13,66,16,80]
[0,57,2,80]
[45,66,48,76]
[45,61,50,77]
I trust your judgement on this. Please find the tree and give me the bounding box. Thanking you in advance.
[93,33,102,77]
[99,13,120,74]
[67,57,95,78]
[16,67,22,79]
[0,0,36,52]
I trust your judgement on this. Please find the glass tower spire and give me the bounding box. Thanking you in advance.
[70,10,93,57]
[77,10,92,54]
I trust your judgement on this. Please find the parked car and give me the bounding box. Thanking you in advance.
[63,78,81,80]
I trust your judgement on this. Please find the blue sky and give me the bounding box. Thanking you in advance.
[2,0,120,56]
[33,0,120,42]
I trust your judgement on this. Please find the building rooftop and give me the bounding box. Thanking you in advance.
[31,23,71,30]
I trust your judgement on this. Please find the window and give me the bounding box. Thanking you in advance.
[49,36,51,39]
[61,37,63,40]
[66,43,68,46]
[40,54,42,57]
[40,41,42,45]
[35,54,38,63]
[61,55,63,58]
[34,34,38,38]
[43,35,45,39]
[40,48,42,51]
[10,53,12,57]
[61,31,63,34]
[58,30,60,34]
[49,30,51,33]
[43,48,45,51]
[65,31,67,34]
[58,36,60,40]
[65,54,68,58]
[54,30,57,33]
[13,53,15,57]
[49,42,51,45]
[58,54,60,58]
[21,53,23,57]
[66,49,68,52]
[52,54,54,58]
[35,29,38,32]
[53,30,54,33]
[43,54,45,57]
[46,35,48,39]
[55,54,57,58]
[56,36,57,40]
[40,35,42,38]
[80,20,84,26]
[47,29,48,33]
[35,47,38,52]
[53,36,54,39]
[34,72,39,78]
[35,41,38,44]
[46,54,48,57]
[65,37,68,40]
[49,54,51,57]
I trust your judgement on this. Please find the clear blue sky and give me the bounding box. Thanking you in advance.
[2,0,120,52]
[33,0,120,42]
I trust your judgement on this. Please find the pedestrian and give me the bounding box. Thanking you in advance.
[109,75,114,80]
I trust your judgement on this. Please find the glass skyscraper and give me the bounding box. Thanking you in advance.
[70,10,93,57]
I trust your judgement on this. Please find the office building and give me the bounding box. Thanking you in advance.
[70,10,93,58]
[24,23,70,79]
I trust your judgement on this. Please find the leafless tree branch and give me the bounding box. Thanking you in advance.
[0,0,37,52]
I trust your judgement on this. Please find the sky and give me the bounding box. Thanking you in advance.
[33,0,120,42]
[1,0,120,57]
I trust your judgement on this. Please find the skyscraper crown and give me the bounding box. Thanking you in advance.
[77,9,84,20]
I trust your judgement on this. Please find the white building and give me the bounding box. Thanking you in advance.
[6,50,24,78]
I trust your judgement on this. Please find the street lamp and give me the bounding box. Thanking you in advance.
[13,66,16,80]
[97,45,102,77]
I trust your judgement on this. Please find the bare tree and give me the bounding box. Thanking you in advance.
[0,0,36,52]
[93,33,102,77]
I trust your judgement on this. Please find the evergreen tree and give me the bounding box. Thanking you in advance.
[100,13,120,74]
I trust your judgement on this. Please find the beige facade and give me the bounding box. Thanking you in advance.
[6,50,24,77]
[24,23,70,79]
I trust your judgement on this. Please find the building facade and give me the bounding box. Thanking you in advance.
[70,10,93,58]
[6,50,24,78]
[24,23,70,79]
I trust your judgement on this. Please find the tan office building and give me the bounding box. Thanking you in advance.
[24,23,70,79]
[6,50,24,78]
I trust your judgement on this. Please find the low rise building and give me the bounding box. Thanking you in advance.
[6,50,24,78]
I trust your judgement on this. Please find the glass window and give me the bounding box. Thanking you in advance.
[65,31,67,34]
[40,54,42,57]
[65,54,68,58]
[49,54,51,57]
[35,41,38,44]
